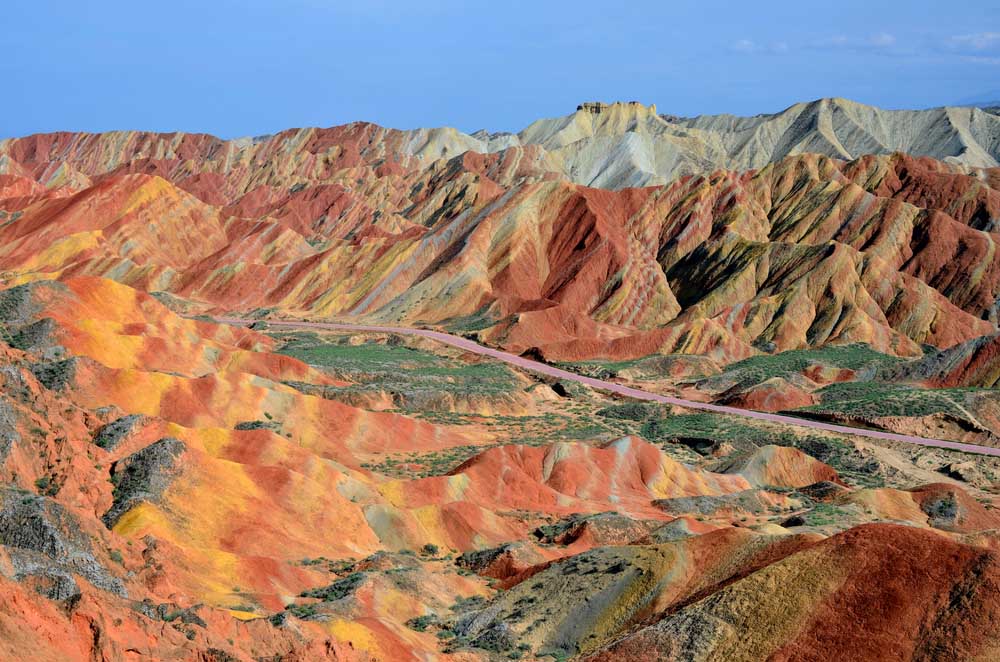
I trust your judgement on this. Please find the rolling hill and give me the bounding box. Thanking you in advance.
[2,100,1000,661]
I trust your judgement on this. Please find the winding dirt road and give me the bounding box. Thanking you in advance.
[217,317,1000,458]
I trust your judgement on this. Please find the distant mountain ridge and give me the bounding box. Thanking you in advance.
[4,98,1000,191]
[956,89,1000,109]
[503,97,1000,187]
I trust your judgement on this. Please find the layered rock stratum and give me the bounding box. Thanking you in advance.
[2,100,999,366]
[1,100,1000,661]
[5,97,999,191]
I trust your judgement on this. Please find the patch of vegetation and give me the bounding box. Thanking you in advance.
[409,411,479,426]
[436,593,528,656]
[555,358,643,380]
[361,444,482,478]
[324,559,359,575]
[640,412,771,443]
[278,337,438,370]
[802,382,986,419]
[284,571,369,620]
[30,359,78,391]
[923,493,958,522]
[92,415,145,451]
[7,318,55,352]
[135,602,207,628]
[796,503,852,527]
[286,603,318,619]
[406,614,437,632]
[640,412,887,488]
[33,475,60,496]
[563,421,613,439]
[103,437,185,528]
[441,306,500,334]
[595,402,654,421]
[363,407,638,479]
[789,435,887,488]
[275,332,521,398]
[450,595,487,612]
[233,420,282,432]
[0,320,13,346]
[299,557,327,567]
[719,343,905,386]
[299,572,365,602]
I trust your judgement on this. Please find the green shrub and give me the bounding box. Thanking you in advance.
[299,572,365,601]
[596,402,651,421]
[406,614,436,631]
[286,603,317,619]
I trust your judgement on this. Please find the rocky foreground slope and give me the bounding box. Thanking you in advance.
[0,276,998,661]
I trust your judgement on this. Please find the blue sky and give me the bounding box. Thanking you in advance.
[3,0,999,137]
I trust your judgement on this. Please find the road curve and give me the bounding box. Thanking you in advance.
[216,317,1000,458]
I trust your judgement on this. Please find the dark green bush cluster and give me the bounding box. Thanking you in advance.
[595,402,651,421]
[299,571,365,601]
[406,614,437,631]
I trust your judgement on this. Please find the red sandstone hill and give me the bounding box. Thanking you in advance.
[2,109,1000,660]
[1,125,998,365]
[583,523,1000,661]
[0,273,997,660]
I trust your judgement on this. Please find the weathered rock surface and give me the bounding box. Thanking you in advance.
[102,438,185,528]
[92,414,148,452]
[0,489,126,597]
[582,525,1000,662]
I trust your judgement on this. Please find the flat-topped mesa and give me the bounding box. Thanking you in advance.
[577,101,658,115]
